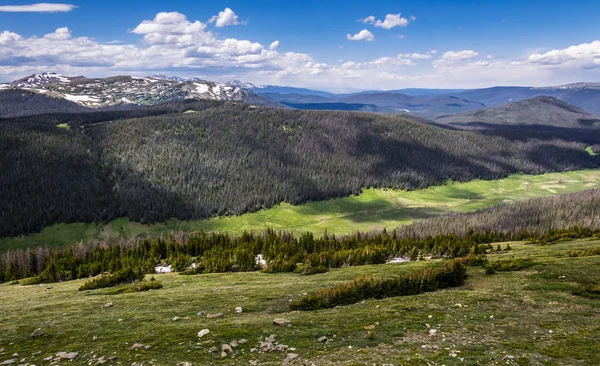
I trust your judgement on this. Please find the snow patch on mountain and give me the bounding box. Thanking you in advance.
[64,94,100,103]
[2,73,259,108]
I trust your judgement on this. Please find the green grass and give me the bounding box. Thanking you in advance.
[56,123,71,130]
[2,169,600,252]
[587,146,598,156]
[1,238,600,365]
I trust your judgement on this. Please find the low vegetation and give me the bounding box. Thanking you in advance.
[78,268,145,291]
[485,258,534,274]
[1,237,600,365]
[104,279,163,295]
[290,259,468,311]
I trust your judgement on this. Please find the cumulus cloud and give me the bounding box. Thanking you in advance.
[361,15,376,24]
[2,11,600,91]
[374,13,410,29]
[433,50,479,67]
[347,29,374,41]
[269,40,280,51]
[0,3,76,12]
[526,40,600,65]
[361,13,413,29]
[208,8,241,27]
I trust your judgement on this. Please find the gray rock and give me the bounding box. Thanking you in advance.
[283,353,298,364]
[43,356,53,361]
[317,336,328,343]
[221,344,233,354]
[56,352,78,360]
[234,307,243,313]
[197,329,210,338]
[273,318,291,326]
[102,302,113,309]
[230,340,238,348]
[130,343,146,351]
[197,311,206,317]
[172,316,180,321]
[177,362,192,366]
[29,328,43,340]
[0,360,15,365]
[208,347,217,353]
[238,339,248,344]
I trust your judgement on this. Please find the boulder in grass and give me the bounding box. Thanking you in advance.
[273,318,291,326]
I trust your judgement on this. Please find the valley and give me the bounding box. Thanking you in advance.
[3,3,600,365]
[2,168,599,252]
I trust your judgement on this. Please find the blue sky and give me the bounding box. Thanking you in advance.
[1,0,600,91]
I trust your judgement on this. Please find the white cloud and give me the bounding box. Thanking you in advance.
[347,29,374,41]
[269,40,280,51]
[361,15,376,24]
[43,27,71,40]
[441,50,479,61]
[0,3,76,12]
[410,52,433,59]
[374,13,410,29]
[2,13,600,91]
[208,8,241,27]
[433,50,479,68]
[526,40,600,65]
[361,13,413,29]
[0,31,23,45]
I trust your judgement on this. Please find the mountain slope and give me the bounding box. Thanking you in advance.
[0,72,281,109]
[448,84,600,116]
[435,96,600,129]
[1,100,597,237]
[0,89,91,118]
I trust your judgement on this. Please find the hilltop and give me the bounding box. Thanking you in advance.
[435,96,600,129]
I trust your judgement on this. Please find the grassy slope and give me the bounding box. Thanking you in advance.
[2,169,600,252]
[1,238,600,365]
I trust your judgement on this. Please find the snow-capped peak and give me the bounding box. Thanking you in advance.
[227,80,257,89]
[11,72,82,89]
[2,73,256,108]
[149,74,188,82]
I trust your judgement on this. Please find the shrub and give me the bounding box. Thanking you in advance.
[456,254,488,267]
[78,267,144,291]
[561,247,600,258]
[294,264,329,275]
[180,263,206,275]
[486,258,534,273]
[106,280,163,295]
[290,259,467,311]
[262,260,298,273]
[572,283,600,299]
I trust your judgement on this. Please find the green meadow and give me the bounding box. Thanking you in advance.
[2,169,600,252]
[1,238,600,365]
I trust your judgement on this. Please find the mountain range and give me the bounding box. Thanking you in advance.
[0,72,281,114]
[2,73,600,118]
[435,96,600,129]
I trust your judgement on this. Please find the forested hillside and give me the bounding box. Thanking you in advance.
[1,101,597,237]
[0,90,90,117]
[435,96,600,129]
[397,188,600,239]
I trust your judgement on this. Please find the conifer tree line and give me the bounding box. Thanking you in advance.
[2,188,599,284]
[1,100,598,237]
